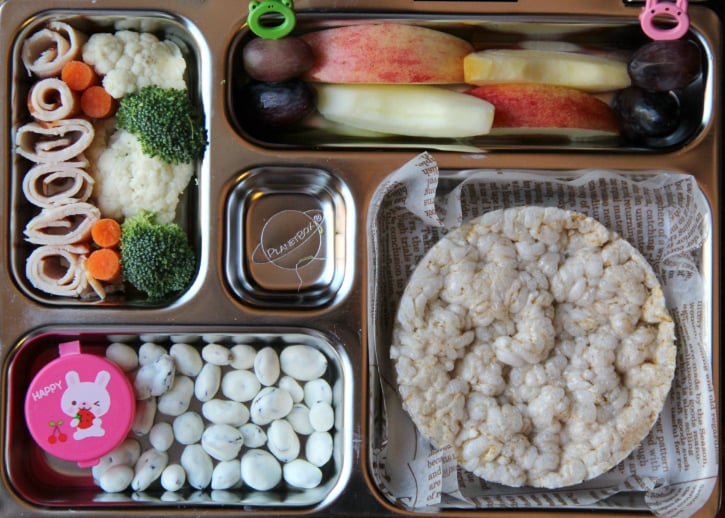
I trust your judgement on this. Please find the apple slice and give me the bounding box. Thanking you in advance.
[301,24,473,84]
[464,49,630,92]
[466,83,620,138]
[314,84,494,138]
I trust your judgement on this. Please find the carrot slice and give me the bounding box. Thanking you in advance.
[80,85,116,119]
[61,61,99,91]
[86,248,122,282]
[91,218,122,248]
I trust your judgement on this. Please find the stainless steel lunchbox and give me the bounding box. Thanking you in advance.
[0,0,720,516]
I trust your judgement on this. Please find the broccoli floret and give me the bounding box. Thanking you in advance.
[120,211,197,299]
[116,85,208,165]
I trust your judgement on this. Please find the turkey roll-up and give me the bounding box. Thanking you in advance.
[24,202,100,245]
[23,162,94,207]
[21,21,86,78]
[28,77,79,121]
[25,243,91,297]
[15,118,94,163]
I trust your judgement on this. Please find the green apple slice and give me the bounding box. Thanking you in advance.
[314,84,494,138]
[464,49,631,92]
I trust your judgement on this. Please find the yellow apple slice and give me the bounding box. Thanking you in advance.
[466,83,620,138]
[315,84,494,138]
[302,24,473,84]
[464,49,631,92]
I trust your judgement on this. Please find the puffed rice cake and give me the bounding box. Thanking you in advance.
[391,206,676,488]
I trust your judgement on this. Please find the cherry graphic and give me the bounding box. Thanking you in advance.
[47,419,66,444]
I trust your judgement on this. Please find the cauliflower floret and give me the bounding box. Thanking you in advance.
[88,128,193,223]
[82,30,186,98]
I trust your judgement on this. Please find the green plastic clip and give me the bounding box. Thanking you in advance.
[248,0,296,40]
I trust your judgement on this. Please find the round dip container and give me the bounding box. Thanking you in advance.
[24,340,135,468]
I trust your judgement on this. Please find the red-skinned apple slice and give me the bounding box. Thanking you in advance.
[466,83,620,138]
[301,24,473,84]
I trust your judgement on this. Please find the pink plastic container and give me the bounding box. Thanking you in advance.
[23,340,135,468]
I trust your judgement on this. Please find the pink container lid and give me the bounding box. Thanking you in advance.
[24,340,135,468]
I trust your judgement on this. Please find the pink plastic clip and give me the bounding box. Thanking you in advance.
[640,0,690,41]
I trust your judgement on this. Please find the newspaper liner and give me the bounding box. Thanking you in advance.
[368,153,718,517]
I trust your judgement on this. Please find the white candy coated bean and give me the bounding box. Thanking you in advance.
[286,404,314,435]
[138,342,167,366]
[309,402,334,432]
[131,397,156,436]
[202,343,233,366]
[99,464,134,493]
[202,399,250,427]
[283,459,322,489]
[229,344,256,370]
[173,411,204,445]
[181,444,213,490]
[106,342,138,372]
[169,343,203,377]
[211,459,241,490]
[131,448,168,491]
[267,419,300,462]
[134,354,175,398]
[306,431,333,467]
[149,422,174,452]
[240,449,281,491]
[280,345,327,381]
[92,438,141,479]
[239,423,267,448]
[250,387,293,425]
[304,379,332,406]
[195,363,221,402]
[201,424,244,461]
[132,367,154,400]
[221,369,260,402]
[160,463,186,492]
[278,376,304,403]
[157,375,194,416]
[254,346,280,386]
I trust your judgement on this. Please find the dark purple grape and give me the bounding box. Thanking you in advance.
[612,86,680,140]
[628,40,701,92]
[238,80,315,128]
[242,37,315,82]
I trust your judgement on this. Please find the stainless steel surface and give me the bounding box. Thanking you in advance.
[0,0,721,516]
[226,166,352,308]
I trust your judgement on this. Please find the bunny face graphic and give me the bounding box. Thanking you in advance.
[60,370,111,440]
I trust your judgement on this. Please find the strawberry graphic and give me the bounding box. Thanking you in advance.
[75,408,95,429]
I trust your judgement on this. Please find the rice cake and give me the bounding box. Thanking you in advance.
[390,206,676,488]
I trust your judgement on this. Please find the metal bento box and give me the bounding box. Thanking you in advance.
[0,0,720,517]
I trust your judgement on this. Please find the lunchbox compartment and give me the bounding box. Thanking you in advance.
[226,14,711,153]
[225,166,353,309]
[9,11,208,307]
[365,165,716,514]
[3,327,352,510]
